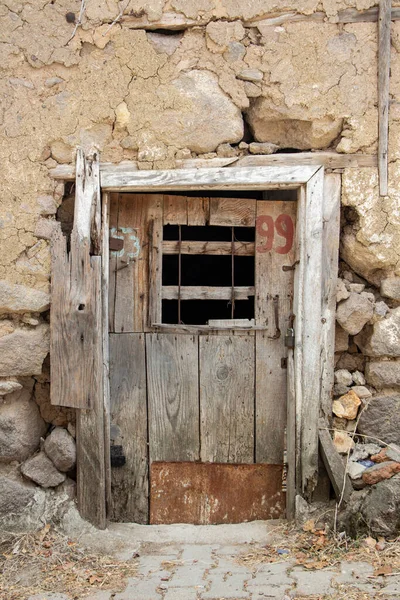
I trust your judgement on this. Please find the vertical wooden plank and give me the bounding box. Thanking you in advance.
[148,200,163,326]
[209,198,256,226]
[146,333,199,462]
[76,256,106,529]
[320,174,341,420]
[109,334,148,523]
[255,200,296,465]
[187,197,210,225]
[163,195,188,224]
[200,335,255,463]
[378,0,391,196]
[114,194,163,332]
[102,192,112,515]
[286,348,296,520]
[108,193,119,333]
[300,168,324,498]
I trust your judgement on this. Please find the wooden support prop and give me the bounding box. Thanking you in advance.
[162,241,255,256]
[51,148,102,409]
[378,0,391,196]
[319,424,352,503]
[161,286,255,300]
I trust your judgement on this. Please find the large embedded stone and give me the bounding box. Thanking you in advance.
[0,281,50,314]
[355,308,400,357]
[21,451,66,488]
[246,99,342,150]
[358,394,400,445]
[0,324,49,376]
[0,388,47,462]
[332,390,361,420]
[365,360,400,390]
[0,474,36,518]
[336,293,374,336]
[44,427,76,472]
[127,70,243,154]
[381,276,400,300]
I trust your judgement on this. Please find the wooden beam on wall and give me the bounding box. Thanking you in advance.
[49,153,378,181]
[378,0,392,196]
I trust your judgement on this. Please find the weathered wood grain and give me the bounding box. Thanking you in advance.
[113,194,163,332]
[49,153,378,181]
[76,256,106,529]
[161,286,255,300]
[319,423,352,503]
[148,204,163,326]
[246,6,400,26]
[162,241,255,255]
[299,168,324,498]
[108,193,119,333]
[200,336,255,463]
[320,174,341,420]
[378,0,391,196]
[255,200,296,465]
[109,333,148,523]
[209,198,256,226]
[163,195,188,225]
[187,197,210,225]
[101,166,319,191]
[146,333,200,462]
[50,149,101,409]
[101,192,112,515]
[286,348,296,520]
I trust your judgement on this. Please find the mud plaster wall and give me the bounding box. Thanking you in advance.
[1,0,400,525]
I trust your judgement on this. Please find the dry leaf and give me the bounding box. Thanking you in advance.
[374,565,392,576]
[302,519,315,532]
[364,536,377,549]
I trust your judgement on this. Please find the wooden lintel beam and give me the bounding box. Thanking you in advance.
[49,153,378,182]
[378,0,391,196]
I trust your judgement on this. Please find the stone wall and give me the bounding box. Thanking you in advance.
[1,0,400,530]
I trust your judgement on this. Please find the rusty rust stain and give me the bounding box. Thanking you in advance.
[150,462,285,525]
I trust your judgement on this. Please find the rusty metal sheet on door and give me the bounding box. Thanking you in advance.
[150,462,285,525]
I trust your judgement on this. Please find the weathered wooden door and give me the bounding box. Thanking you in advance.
[108,193,296,524]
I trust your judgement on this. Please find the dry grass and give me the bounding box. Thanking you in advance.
[0,525,138,600]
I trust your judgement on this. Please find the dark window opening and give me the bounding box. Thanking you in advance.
[160,224,255,325]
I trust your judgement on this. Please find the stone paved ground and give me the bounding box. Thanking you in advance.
[27,540,400,600]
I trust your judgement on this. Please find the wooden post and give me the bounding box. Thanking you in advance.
[378,0,391,196]
[50,148,107,529]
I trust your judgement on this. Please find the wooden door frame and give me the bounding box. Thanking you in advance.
[100,165,340,521]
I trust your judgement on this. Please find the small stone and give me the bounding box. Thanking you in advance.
[336,293,374,336]
[333,431,354,454]
[0,282,50,314]
[335,369,353,387]
[370,448,389,463]
[381,276,400,301]
[146,31,183,56]
[175,148,192,160]
[337,278,351,302]
[365,361,400,390]
[50,140,73,164]
[349,283,365,293]
[333,383,350,397]
[44,427,76,472]
[335,324,349,353]
[243,81,262,97]
[336,352,365,372]
[333,416,347,431]
[216,143,238,158]
[21,451,66,488]
[37,195,58,215]
[223,41,246,62]
[386,443,400,463]
[352,370,366,386]
[332,390,361,420]
[362,461,400,485]
[249,142,279,155]
[45,77,64,87]
[352,443,382,461]
[371,301,390,324]
[35,218,59,240]
[355,308,400,357]
[342,270,354,282]
[0,379,23,396]
[348,461,367,480]
[238,141,248,149]
[351,385,372,399]
[237,68,263,82]
[0,324,49,376]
